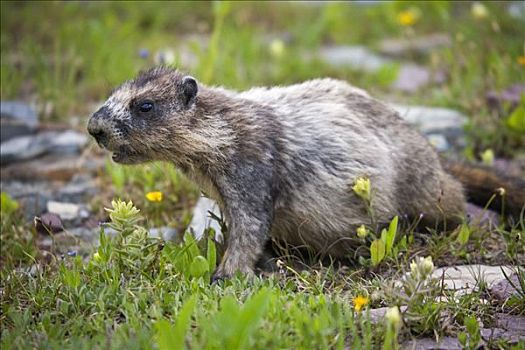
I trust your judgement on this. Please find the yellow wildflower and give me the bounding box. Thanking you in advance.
[353,295,369,312]
[352,177,371,201]
[397,9,418,27]
[518,56,525,66]
[146,191,163,202]
[356,225,368,238]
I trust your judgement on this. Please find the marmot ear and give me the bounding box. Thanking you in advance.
[182,76,198,107]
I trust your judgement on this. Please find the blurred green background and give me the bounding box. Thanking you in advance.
[1,1,524,158]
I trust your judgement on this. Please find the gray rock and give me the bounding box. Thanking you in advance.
[431,265,515,295]
[389,104,467,134]
[188,196,223,242]
[18,193,50,221]
[466,203,499,228]
[318,45,445,92]
[57,178,99,203]
[0,101,38,142]
[391,64,446,93]
[0,133,54,165]
[400,337,465,350]
[1,181,52,220]
[489,272,522,301]
[0,129,89,165]
[426,133,450,152]
[480,314,525,344]
[51,130,88,155]
[69,227,99,241]
[379,33,451,57]
[367,305,407,324]
[47,201,81,220]
[319,45,392,72]
[149,227,178,241]
[1,154,104,182]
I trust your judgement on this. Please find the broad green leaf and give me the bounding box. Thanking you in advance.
[457,223,470,245]
[385,216,398,255]
[370,239,386,266]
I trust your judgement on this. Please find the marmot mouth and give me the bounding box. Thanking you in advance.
[111,147,148,164]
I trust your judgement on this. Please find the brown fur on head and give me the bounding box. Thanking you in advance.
[87,67,200,164]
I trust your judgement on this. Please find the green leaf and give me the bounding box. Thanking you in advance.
[230,289,272,350]
[457,223,471,245]
[189,255,209,278]
[370,239,386,266]
[398,236,407,251]
[385,216,398,255]
[506,105,525,133]
[155,296,196,350]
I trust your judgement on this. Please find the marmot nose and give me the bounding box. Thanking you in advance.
[88,108,109,147]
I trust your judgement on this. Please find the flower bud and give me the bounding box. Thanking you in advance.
[352,177,371,202]
[357,225,368,238]
[385,306,402,330]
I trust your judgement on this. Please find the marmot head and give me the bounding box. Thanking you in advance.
[87,67,199,164]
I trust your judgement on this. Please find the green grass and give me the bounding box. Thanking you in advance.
[1,199,523,349]
[1,1,525,349]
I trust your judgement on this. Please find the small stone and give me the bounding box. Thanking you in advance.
[35,212,63,234]
[391,64,446,93]
[490,272,521,301]
[0,101,38,142]
[46,201,81,221]
[149,227,178,241]
[51,130,89,155]
[390,104,467,134]
[401,337,467,350]
[0,133,54,165]
[431,265,515,295]
[367,306,407,324]
[57,178,99,203]
[67,250,77,257]
[465,203,499,228]
[319,45,392,72]
[379,33,451,57]
[188,196,223,242]
[480,314,525,344]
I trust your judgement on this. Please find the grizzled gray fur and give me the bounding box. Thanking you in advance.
[88,67,466,279]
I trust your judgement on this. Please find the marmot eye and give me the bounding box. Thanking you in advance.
[139,101,154,113]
